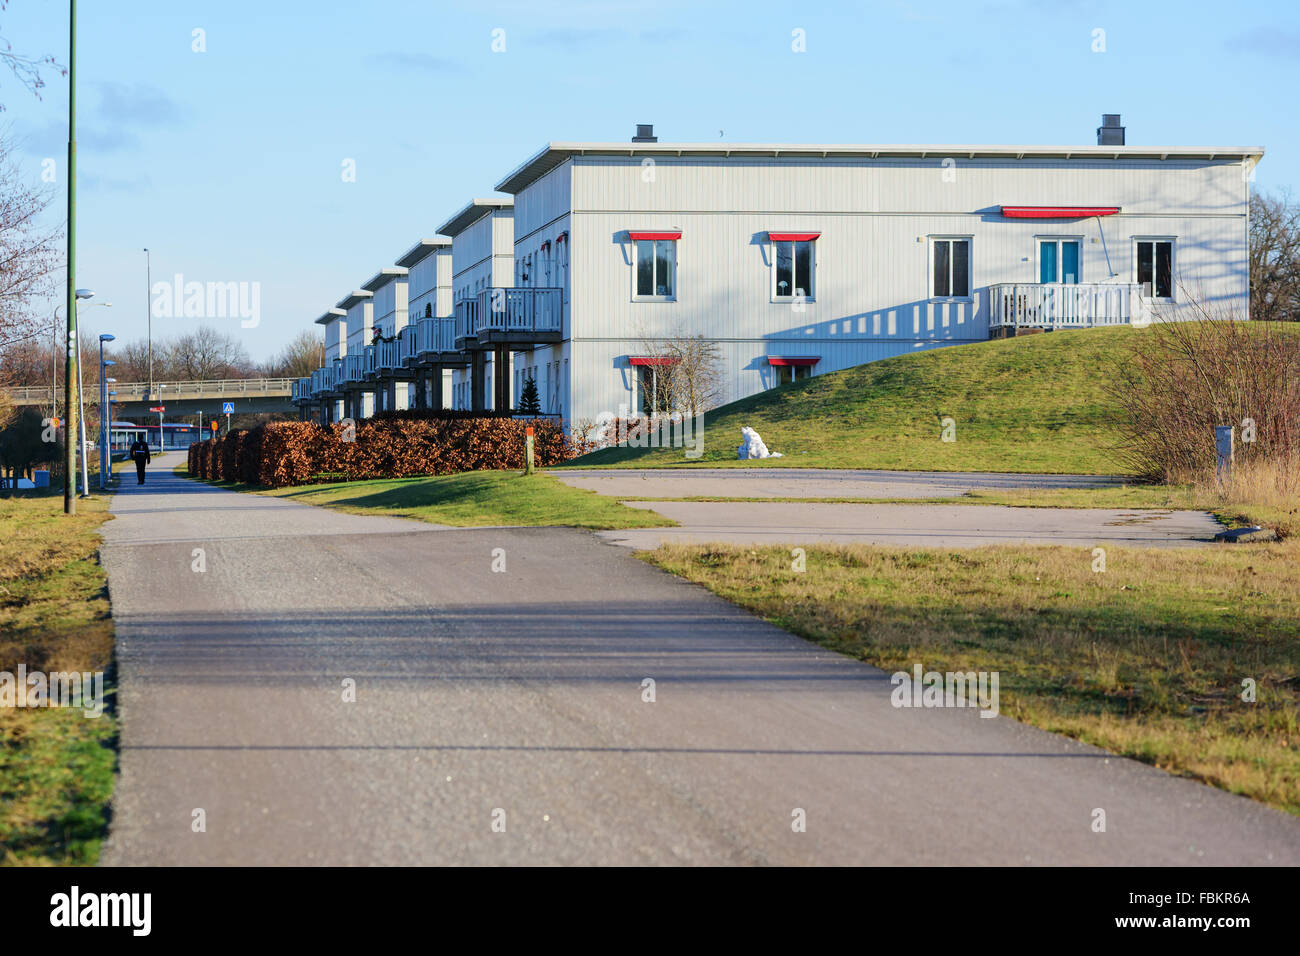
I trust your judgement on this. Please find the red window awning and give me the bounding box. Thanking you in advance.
[628,231,681,241]
[768,231,821,242]
[1000,205,1120,219]
[629,356,679,366]
[766,356,820,367]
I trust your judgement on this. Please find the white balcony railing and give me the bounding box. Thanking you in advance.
[989,282,1147,330]
[456,288,563,342]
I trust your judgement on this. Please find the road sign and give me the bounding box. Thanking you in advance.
[222,402,234,414]
[149,406,165,412]
[210,421,219,431]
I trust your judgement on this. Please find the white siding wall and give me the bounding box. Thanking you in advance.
[551,154,1250,425]
[450,209,514,409]
[323,317,345,362]
[344,300,373,354]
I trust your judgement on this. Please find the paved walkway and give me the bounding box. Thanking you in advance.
[554,468,1218,549]
[555,467,1129,500]
[97,455,1299,865]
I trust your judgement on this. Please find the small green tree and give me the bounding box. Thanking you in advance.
[517,374,541,415]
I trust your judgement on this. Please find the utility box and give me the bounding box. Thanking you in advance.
[1215,425,1234,477]
[32,469,50,488]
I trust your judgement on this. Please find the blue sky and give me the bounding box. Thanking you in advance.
[3,0,1298,361]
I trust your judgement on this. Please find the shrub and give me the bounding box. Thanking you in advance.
[1110,307,1300,481]
[193,416,577,488]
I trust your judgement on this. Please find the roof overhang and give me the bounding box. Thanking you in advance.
[1001,205,1120,219]
[395,238,451,268]
[314,307,347,326]
[767,356,820,367]
[768,231,822,241]
[437,197,514,238]
[336,289,374,310]
[362,266,409,292]
[629,356,680,366]
[495,142,1265,194]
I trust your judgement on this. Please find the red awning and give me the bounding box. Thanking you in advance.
[629,356,679,366]
[1000,205,1120,219]
[766,356,820,367]
[768,231,821,241]
[628,231,681,241]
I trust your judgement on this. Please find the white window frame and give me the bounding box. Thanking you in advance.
[1133,237,1176,301]
[1035,236,1084,284]
[929,236,973,301]
[770,239,817,303]
[632,238,678,302]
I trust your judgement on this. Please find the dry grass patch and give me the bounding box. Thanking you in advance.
[647,540,1300,814]
[0,490,117,866]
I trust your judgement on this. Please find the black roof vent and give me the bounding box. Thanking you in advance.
[632,124,657,143]
[1097,114,1125,146]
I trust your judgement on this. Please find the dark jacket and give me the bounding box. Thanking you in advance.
[130,439,151,463]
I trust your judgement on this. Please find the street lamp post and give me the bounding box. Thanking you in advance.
[63,0,78,514]
[106,385,116,482]
[144,248,152,401]
[72,291,109,497]
[98,333,115,489]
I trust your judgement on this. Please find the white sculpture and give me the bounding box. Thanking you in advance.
[738,426,783,460]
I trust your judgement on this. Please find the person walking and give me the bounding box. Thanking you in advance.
[129,435,151,485]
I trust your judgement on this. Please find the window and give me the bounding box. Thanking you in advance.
[424,303,432,318]
[1039,239,1081,284]
[1136,239,1174,299]
[773,240,815,299]
[634,239,676,299]
[932,238,971,298]
[776,365,811,386]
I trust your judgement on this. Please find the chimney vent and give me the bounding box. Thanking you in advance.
[632,124,657,143]
[1097,114,1125,146]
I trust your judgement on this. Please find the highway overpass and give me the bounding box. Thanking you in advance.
[5,378,297,418]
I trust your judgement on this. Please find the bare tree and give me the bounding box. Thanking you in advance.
[164,325,253,380]
[636,325,725,416]
[0,1,66,111]
[0,135,60,346]
[266,329,324,378]
[1249,190,1300,322]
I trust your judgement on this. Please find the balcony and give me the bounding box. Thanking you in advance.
[988,282,1148,333]
[343,353,365,385]
[412,315,468,366]
[455,287,563,349]
[292,377,312,403]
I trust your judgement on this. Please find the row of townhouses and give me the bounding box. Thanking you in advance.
[291,117,1262,430]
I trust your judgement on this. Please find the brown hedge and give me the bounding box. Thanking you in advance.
[188,417,573,487]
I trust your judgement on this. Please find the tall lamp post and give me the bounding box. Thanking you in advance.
[144,247,152,400]
[63,0,78,514]
[73,291,109,497]
[98,333,115,489]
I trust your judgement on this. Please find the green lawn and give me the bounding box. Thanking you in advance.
[648,541,1300,815]
[181,468,676,530]
[567,327,1137,473]
[0,489,117,866]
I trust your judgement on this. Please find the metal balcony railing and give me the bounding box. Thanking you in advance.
[988,282,1147,330]
[378,338,401,371]
[363,344,377,375]
[344,353,365,383]
[397,326,417,364]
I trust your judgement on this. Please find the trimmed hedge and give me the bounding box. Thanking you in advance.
[187,417,573,487]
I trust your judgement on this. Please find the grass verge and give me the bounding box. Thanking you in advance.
[176,466,675,530]
[0,489,117,865]
[647,541,1300,815]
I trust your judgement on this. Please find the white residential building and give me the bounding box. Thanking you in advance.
[297,118,1263,432]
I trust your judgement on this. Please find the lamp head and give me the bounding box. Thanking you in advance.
[100,333,115,342]
[75,288,94,300]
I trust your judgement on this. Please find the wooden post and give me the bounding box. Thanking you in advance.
[525,425,535,475]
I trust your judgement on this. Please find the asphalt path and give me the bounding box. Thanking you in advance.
[97,455,1300,865]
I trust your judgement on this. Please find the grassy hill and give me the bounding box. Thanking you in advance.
[567,327,1137,474]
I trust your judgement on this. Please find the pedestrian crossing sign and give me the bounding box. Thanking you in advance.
[222,402,235,414]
